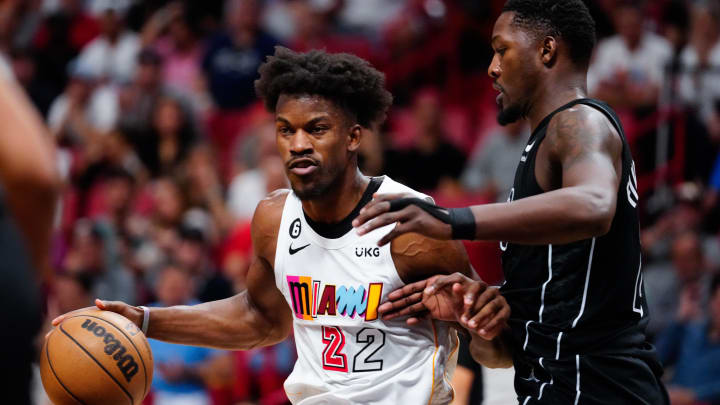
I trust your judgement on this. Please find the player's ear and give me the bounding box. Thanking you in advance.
[348,124,362,152]
[541,36,558,66]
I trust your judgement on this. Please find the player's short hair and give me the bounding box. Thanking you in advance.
[502,0,596,66]
[255,46,393,128]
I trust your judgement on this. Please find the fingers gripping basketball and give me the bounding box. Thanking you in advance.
[41,309,153,405]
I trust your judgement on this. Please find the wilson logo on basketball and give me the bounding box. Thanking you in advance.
[81,318,140,382]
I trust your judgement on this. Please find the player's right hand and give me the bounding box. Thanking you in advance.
[50,298,143,331]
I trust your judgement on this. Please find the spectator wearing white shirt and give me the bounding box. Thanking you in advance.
[588,1,673,109]
[75,1,139,85]
[47,59,118,139]
[678,2,720,126]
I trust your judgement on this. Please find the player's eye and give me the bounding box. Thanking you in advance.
[497,47,507,56]
[278,126,293,135]
[311,126,329,135]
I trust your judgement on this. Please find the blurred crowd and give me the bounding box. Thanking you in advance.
[2,0,720,404]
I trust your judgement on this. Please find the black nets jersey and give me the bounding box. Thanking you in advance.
[498,99,667,404]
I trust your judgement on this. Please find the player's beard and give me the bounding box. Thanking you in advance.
[291,169,342,201]
[497,102,524,126]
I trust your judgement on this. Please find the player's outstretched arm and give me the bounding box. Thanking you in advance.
[52,191,293,350]
[354,106,622,246]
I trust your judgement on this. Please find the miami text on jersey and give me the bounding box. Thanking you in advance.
[286,275,383,322]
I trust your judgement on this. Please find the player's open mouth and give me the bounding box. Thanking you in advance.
[289,158,319,176]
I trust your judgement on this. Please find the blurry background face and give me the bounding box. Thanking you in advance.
[413,89,442,134]
[671,232,704,282]
[153,98,184,135]
[153,179,184,225]
[175,228,206,273]
[136,60,161,89]
[275,95,352,201]
[54,274,91,313]
[156,265,192,306]
[104,176,133,214]
[615,6,643,47]
[225,0,259,32]
[100,10,122,38]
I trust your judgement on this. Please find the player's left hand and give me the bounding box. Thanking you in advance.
[353,193,452,245]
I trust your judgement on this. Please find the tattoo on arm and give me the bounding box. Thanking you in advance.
[546,106,621,173]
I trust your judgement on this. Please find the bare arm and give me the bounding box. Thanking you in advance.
[53,191,293,350]
[468,329,513,369]
[470,106,621,244]
[354,106,622,246]
[0,74,60,277]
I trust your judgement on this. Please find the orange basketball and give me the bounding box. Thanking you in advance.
[40,309,154,405]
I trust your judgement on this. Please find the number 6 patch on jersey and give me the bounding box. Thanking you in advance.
[321,326,386,373]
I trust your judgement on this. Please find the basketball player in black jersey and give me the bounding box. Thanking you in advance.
[354,0,669,403]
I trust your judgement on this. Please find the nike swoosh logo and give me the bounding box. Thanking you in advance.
[525,141,536,152]
[289,243,311,255]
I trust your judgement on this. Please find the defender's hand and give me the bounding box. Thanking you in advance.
[425,274,510,340]
[378,275,462,325]
[379,273,509,340]
[50,298,143,330]
[353,193,452,246]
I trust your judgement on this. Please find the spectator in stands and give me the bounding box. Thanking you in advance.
[202,0,279,110]
[32,0,100,99]
[47,59,118,140]
[384,88,466,191]
[227,121,287,221]
[149,263,220,405]
[288,0,374,63]
[461,121,528,202]
[51,272,93,315]
[184,144,239,236]
[645,231,712,337]
[678,1,720,126]
[642,184,706,262]
[174,223,233,303]
[588,1,673,109]
[75,1,139,85]
[117,48,165,138]
[141,2,208,110]
[656,272,720,405]
[62,219,136,304]
[128,96,196,178]
[152,177,187,228]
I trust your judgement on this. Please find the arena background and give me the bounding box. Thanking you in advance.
[3,0,719,404]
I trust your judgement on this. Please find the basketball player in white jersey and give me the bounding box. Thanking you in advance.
[52,47,511,404]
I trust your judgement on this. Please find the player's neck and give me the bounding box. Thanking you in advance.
[302,168,369,224]
[527,74,587,132]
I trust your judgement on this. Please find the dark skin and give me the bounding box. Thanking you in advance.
[51,94,510,366]
[353,12,623,364]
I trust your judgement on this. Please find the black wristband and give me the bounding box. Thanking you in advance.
[388,198,451,223]
[449,207,476,240]
[387,197,476,240]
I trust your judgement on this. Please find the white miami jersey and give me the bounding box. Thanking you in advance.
[274,176,458,405]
